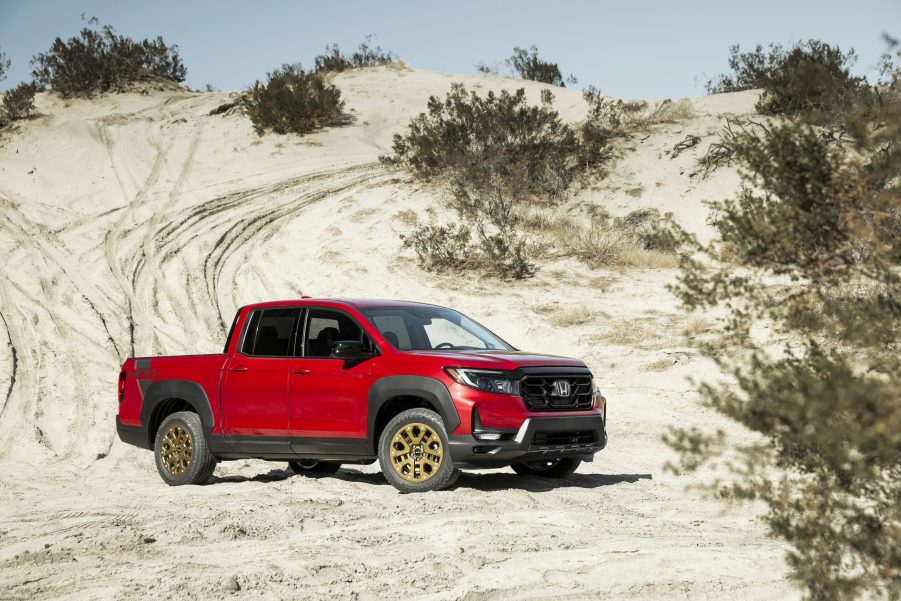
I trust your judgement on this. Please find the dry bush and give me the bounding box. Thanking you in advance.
[506,45,572,86]
[245,64,345,135]
[525,207,679,269]
[314,36,396,73]
[1,82,38,124]
[582,90,696,139]
[604,318,671,348]
[549,305,593,327]
[643,357,675,372]
[625,186,644,198]
[402,219,534,280]
[31,19,186,97]
[392,209,419,227]
[706,41,872,124]
[0,47,9,82]
[650,98,696,122]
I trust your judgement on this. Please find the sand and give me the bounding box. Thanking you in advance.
[0,65,795,599]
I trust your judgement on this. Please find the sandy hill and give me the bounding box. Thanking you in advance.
[0,66,792,599]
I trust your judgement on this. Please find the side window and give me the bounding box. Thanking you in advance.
[370,315,412,349]
[305,309,365,358]
[241,308,299,357]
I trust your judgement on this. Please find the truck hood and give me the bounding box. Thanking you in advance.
[399,349,586,369]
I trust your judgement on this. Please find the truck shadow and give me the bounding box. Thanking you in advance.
[453,471,652,492]
[208,468,652,492]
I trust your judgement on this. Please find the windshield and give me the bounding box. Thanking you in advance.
[361,306,513,351]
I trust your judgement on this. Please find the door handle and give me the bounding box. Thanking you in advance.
[292,368,310,375]
[230,366,249,372]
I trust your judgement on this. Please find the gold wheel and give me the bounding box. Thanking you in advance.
[160,424,193,476]
[389,422,443,483]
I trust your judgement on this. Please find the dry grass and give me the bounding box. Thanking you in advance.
[522,208,679,270]
[392,208,419,226]
[643,357,675,372]
[683,316,715,339]
[599,313,684,350]
[549,305,593,327]
[649,98,696,123]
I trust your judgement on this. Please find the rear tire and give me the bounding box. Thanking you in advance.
[378,408,460,493]
[153,411,216,485]
[511,457,581,479]
[288,459,341,476]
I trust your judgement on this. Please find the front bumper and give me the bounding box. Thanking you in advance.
[448,414,607,469]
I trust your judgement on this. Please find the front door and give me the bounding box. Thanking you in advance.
[289,308,377,443]
[221,308,300,449]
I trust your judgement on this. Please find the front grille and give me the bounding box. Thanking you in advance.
[520,374,593,412]
[533,431,596,446]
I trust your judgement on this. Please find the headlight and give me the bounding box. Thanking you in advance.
[445,368,520,395]
[592,379,606,416]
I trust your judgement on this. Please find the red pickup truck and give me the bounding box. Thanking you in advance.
[116,299,607,493]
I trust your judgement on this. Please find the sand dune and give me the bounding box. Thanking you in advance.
[0,66,793,599]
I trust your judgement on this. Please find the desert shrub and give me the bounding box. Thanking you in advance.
[0,48,9,82]
[706,44,779,93]
[582,86,649,134]
[245,64,345,135]
[2,81,38,122]
[665,100,901,599]
[314,36,396,73]
[581,87,692,138]
[707,41,871,123]
[525,209,679,269]
[877,52,900,88]
[389,84,605,198]
[402,222,473,272]
[617,208,678,252]
[506,45,574,86]
[31,20,186,97]
[402,220,533,279]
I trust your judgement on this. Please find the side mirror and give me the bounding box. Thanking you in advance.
[331,340,374,360]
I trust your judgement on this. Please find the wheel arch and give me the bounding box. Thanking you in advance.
[367,375,460,454]
[140,380,215,448]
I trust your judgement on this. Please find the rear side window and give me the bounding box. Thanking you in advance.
[304,309,366,357]
[369,315,412,349]
[240,308,300,357]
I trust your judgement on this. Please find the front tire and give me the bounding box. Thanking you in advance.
[511,457,581,479]
[378,408,460,493]
[288,459,341,476]
[153,411,216,485]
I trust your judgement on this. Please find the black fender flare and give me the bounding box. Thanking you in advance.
[367,375,461,454]
[140,380,216,445]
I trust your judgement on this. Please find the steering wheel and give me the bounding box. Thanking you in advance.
[434,342,455,349]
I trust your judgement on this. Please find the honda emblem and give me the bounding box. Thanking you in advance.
[552,380,571,397]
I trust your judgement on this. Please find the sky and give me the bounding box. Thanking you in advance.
[1,0,899,98]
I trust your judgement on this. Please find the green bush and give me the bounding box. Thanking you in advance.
[31,21,186,97]
[245,64,345,135]
[388,83,619,278]
[2,81,38,122]
[388,84,604,198]
[666,104,901,600]
[706,41,871,122]
[506,45,571,86]
[314,36,396,73]
[402,220,534,280]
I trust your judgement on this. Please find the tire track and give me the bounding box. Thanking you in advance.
[0,309,18,419]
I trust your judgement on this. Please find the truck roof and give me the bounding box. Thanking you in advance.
[240,298,443,311]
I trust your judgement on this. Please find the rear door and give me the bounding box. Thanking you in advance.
[288,308,378,441]
[221,307,301,444]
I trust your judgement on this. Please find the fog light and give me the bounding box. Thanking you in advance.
[474,432,502,441]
